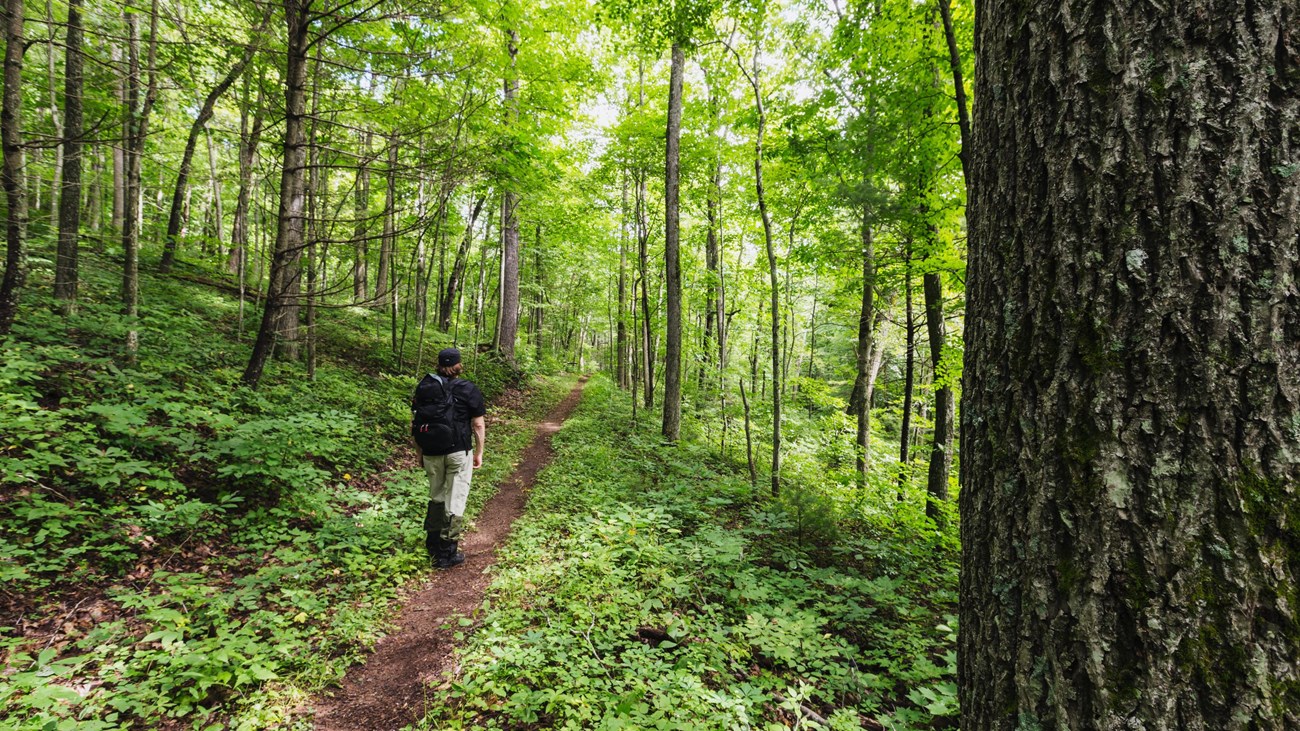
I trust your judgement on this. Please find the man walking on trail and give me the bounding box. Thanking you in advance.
[411,347,486,569]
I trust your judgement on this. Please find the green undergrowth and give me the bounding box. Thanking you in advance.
[0,250,568,730]
[418,376,958,731]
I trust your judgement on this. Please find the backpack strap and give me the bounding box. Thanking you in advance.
[430,374,456,403]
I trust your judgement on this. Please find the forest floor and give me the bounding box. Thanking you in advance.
[307,376,589,731]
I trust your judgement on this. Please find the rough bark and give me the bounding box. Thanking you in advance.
[160,14,266,273]
[52,0,83,312]
[960,0,1300,726]
[0,0,26,335]
[661,42,684,441]
[241,0,311,387]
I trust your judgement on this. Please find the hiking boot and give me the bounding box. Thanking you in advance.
[437,541,466,569]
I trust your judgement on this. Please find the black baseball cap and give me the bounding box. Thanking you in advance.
[438,347,461,367]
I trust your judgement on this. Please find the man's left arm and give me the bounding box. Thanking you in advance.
[472,416,485,468]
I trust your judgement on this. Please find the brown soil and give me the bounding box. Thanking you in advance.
[309,376,589,731]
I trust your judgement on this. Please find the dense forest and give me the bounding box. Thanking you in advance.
[1,0,1296,727]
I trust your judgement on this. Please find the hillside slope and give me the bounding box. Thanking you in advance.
[0,251,565,729]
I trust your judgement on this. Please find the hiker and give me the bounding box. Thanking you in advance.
[411,347,486,569]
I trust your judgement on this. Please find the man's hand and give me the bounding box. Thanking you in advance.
[473,452,483,469]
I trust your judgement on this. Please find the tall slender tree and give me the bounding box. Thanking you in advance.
[729,35,780,497]
[440,195,485,331]
[229,76,264,276]
[242,0,313,387]
[160,9,269,273]
[0,0,26,335]
[352,129,371,301]
[494,28,522,365]
[661,42,684,440]
[121,0,160,362]
[52,0,84,313]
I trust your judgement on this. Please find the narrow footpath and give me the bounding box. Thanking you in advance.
[309,377,589,730]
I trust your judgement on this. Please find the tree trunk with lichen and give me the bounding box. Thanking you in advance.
[960,0,1300,726]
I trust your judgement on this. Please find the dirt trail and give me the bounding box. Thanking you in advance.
[309,377,588,731]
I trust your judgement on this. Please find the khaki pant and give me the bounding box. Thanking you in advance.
[422,450,473,541]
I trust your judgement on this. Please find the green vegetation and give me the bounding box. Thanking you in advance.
[421,378,958,730]
[1,0,974,725]
[0,252,570,730]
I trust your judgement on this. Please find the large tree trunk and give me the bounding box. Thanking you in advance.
[960,0,1300,726]
[52,0,83,313]
[661,42,684,441]
[159,14,266,273]
[494,29,521,365]
[241,0,311,387]
[0,0,26,335]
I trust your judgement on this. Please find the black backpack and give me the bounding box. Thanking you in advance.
[411,374,459,455]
